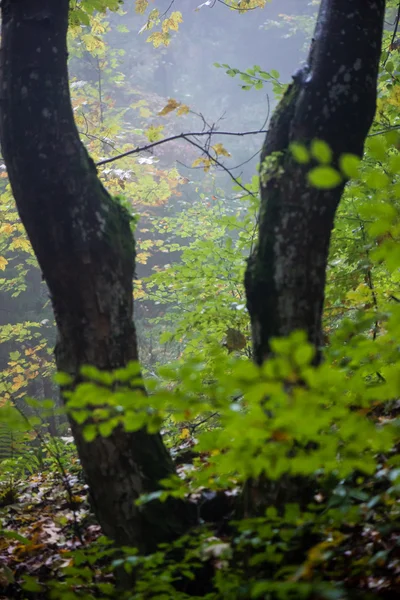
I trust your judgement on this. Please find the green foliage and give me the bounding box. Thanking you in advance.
[289,140,363,190]
[214,63,284,96]
[52,309,400,598]
[70,323,399,478]
[142,184,256,365]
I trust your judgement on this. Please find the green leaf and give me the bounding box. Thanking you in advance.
[308,166,342,189]
[386,60,394,74]
[71,409,90,425]
[293,343,315,367]
[83,424,97,442]
[0,529,30,543]
[310,139,332,164]
[365,171,390,189]
[389,153,400,174]
[160,331,173,344]
[368,137,387,161]
[22,577,44,593]
[98,420,115,437]
[54,372,74,386]
[339,153,361,179]
[290,142,310,164]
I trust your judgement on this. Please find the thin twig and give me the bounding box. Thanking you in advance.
[383,2,400,66]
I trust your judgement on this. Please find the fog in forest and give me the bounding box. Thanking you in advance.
[0,0,316,394]
[97,1,316,360]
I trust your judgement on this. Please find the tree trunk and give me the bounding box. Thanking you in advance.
[0,0,193,551]
[245,0,385,365]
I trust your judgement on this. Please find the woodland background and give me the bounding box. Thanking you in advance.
[0,1,399,598]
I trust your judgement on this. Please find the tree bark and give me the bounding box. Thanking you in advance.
[0,0,193,551]
[245,0,385,364]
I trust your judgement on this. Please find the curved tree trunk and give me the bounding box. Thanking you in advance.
[245,0,385,364]
[0,0,193,551]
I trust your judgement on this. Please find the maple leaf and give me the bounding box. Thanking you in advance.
[147,31,170,48]
[136,251,150,264]
[0,223,15,235]
[167,11,183,32]
[10,237,32,253]
[12,374,25,391]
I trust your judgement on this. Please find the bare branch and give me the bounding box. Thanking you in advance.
[95,129,268,167]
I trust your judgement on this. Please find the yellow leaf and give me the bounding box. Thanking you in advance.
[81,34,105,53]
[12,374,25,391]
[161,18,171,34]
[176,104,190,116]
[212,143,231,157]
[91,19,106,35]
[0,256,8,271]
[148,8,160,23]
[135,0,149,14]
[134,288,146,300]
[158,98,180,116]
[161,13,183,33]
[168,11,183,31]
[147,31,170,48]
[70,495,84,505]
[180,428,190,439]
[136,251,150,264]
[0,223,15,235]
[192,157,212,172]
[11,237,32,253]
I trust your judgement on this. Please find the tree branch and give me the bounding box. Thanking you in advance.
[95,129,268,167]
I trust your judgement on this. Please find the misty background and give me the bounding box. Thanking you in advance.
[0,0,316,413]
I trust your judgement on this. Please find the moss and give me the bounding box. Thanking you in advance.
[113,194,139,234]
[101,192,136,261]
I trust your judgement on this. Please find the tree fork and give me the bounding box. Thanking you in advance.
[0,0,194,551]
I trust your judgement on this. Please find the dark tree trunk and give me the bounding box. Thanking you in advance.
[0,0,193,551]
[245,0,385,365]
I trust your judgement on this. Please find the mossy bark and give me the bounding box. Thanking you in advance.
[0,0,193,551]
[245,0,385,365]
